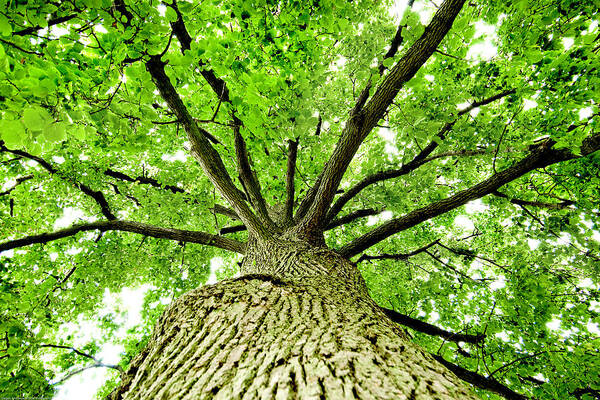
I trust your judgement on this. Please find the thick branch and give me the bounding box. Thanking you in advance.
[167,2,271,231]
[284,139,299,225]
[339,134,600,258]
[365,9,505,124]
[234,127,274,228]
[382,307,485,344]
[298,0,466,234]
[145,56,269,239]
[432,355,528,400]
[0,144,116,220]
[219,224,246,235]
[211,205,239,220]
[0,220,245,254]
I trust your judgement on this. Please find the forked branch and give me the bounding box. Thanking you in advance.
[0,143,116,220]
[297,0,467,234]
[167,1,270,230]
[326,89,515,222]
[145,56,269,239]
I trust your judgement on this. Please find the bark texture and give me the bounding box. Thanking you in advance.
[109,243,478,400]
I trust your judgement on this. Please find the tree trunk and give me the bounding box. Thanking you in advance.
[109,240,478,399]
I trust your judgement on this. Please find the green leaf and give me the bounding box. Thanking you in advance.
[0,119,26,147]
[22,106,52,131]
[72,125,87,140]
[527,49,543,63]
[165,7,178,22]
[382,58,395,68]
[0,14,11,36]
[44,121,67,142]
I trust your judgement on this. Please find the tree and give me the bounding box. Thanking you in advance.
[0,0,599,398]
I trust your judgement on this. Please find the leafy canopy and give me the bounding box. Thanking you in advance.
[0,0,599,399]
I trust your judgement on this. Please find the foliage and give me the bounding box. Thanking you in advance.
[0,0,599,399]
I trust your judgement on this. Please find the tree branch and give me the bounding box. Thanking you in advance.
[166,2,271,232]
[354,2,416,115]
[219,224,246,235]
[0,143,116,220]
[382,307,485,344]
[431,355,528,400]
[435,241,509,272]
[325,89,515,222]
[378,22,408,75]
[326,208,381,230]
[284,139,299,225]
[39,344,107,366]
[51,363,122,386]
[0,175,34,196]
[571,387,600,400]
[314,115,323,136]
[294,173,323,223]
[357,239,440,262]
[168,0,231,103]
[13,14,79,36]
[296,0,466,236]
[339,134,600,258]
[0,220,245,254]
[211,204,239,220]
[145,56,269,239]
[492,190,574,210]
[234,126,275,228]
[104,168,184,194]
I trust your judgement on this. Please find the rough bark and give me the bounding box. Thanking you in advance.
[109,242,479,400]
